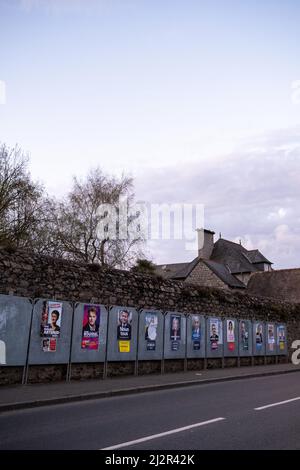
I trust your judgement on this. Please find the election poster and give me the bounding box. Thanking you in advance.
[170,315,181,341]
[255,323,263,350]
[240,321,249,351]
[209,318,222,351]
[145,312,158,351]
[227,320,235,351]
[117,309,132,352]
[191,315,201,350]
[277,325,286,350]
[267,323,275,352]
[40,300,63,339]
[81,304,100,350]
[41,338,57,352]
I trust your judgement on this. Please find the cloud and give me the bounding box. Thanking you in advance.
[135,126,300,269]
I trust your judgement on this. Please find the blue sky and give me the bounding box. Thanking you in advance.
[1,0,300,267]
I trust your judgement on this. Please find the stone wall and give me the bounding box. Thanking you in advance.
[0,247,299,384]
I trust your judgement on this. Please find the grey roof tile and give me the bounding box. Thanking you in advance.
[154,262,190,279]
[203,259,246,288]
[246,249,272,264]
[211,239,258,274]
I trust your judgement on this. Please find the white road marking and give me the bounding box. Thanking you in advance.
[255,396,300,411]
[101,417,225,450]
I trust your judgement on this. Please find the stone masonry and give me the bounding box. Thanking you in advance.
[185,260,229,289]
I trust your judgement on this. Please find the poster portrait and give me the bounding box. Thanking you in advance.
[145,313,158,351]
[41,338,57,352]
[255,323,263,349]
[277,325,286,350]
[267,323,275,351]
[227,320,235,351]
[81,304,100,350]
[191,315,201,350]
[40,301,63,339]
[170,315,181,341]
[210,318,222,351]
[117,309,132,353]
[240,321,249,351]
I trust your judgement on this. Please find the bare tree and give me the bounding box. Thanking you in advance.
[0,144,145,267]
[0,144,44,249]
[55,168,144,268]
[25,196,66,257]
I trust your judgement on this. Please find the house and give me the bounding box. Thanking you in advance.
[247,268,300,302]
[154,229,273,290]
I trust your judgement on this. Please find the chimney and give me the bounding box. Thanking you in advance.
[197,228,215,259]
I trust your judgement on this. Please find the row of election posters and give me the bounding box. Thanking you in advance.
[1,295,288,368]
[37,301,287,359]
[40,302,101,353]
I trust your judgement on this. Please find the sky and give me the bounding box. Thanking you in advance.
[1,0,300,268]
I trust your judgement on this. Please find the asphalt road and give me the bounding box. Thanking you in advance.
[0,373,300,450]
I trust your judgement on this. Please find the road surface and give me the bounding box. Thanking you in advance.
[0,372,299,450]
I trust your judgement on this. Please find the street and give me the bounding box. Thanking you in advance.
[0,372,299,450]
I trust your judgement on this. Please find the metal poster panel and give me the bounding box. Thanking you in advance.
[164,312,186,359]
[0,295,32,366]
[266,322,277,356]
[224,318,238,357]
[239,319,252,356]
[253,321,265,356]
[138,310,164,360]
[277,324,287,355]
[206,317,223,358]
[71,303,108,363]
[186,314,206,358]
[106,306,138,361]
[28,299,73,364]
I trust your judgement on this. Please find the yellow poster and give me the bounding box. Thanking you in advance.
[119,340,130,353]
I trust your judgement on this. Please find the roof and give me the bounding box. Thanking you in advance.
[155,257,201,280]
[155,262,190,279]
[247,268,300,302]
[154,235,272,289]
[155,256,245,288]
[203,259,246,288]
[246,249,272,265]
[171,257,200,279]
[210,239,271,274]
